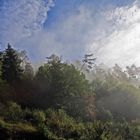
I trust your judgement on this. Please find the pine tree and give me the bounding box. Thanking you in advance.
[1,44,23,83]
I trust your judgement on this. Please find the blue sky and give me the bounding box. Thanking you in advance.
[0,0,140,67]
[45,0,134,29]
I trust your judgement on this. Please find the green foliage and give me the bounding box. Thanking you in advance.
[0,118,39,140]
[38,109,140,140]
[23,62,34,80]
[95,81,140,120]
[0,103,140,139]
[39,109,85,140]
[97,108,113,121]
[0,79,11,102]
[1,44,23,84]
[5,102,23,122]
[33,54,93,120]
[1,44,140,139]
[32,110,46,124]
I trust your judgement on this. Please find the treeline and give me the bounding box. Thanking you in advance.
[0,44,140,139]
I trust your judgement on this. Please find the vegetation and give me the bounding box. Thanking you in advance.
[0,44,140,139]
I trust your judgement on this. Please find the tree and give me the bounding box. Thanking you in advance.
[24,62,34,80]
[0,51,3,78]
[1,44,23,84]
[33,55,95,119]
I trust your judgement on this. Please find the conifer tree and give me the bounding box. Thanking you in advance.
[1,44,23,83]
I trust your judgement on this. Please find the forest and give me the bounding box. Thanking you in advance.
[0,44,140,140]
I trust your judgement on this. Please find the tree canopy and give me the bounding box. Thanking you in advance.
[1,44,23,84]
[0,44,140,139]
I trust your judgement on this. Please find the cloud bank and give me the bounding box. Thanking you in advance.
[0,0,54,45]
[0,0,140,67]
[90,0,140,67]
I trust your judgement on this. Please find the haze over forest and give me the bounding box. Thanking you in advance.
[1,0,140,67]
[1,0,140,140]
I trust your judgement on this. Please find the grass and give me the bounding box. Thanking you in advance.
[0,118,42,139]
[0,119,37,132]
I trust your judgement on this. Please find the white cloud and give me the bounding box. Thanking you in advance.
[89,0,140,67]
[0,0,54,45]
[1,0,140,68]
[24,5,110,63]
[19,5,99,62]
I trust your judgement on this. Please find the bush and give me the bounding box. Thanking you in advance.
[39,109,86,140]
[5,102,23,122]
[32,110,46,124]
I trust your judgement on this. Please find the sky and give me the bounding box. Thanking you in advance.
[0,0,140,67]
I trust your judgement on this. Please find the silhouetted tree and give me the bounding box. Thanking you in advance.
[1,44,23,84]
[24,62,34,80]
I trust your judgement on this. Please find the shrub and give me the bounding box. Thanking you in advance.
[5,102,23,122]
[32,110,46,124]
